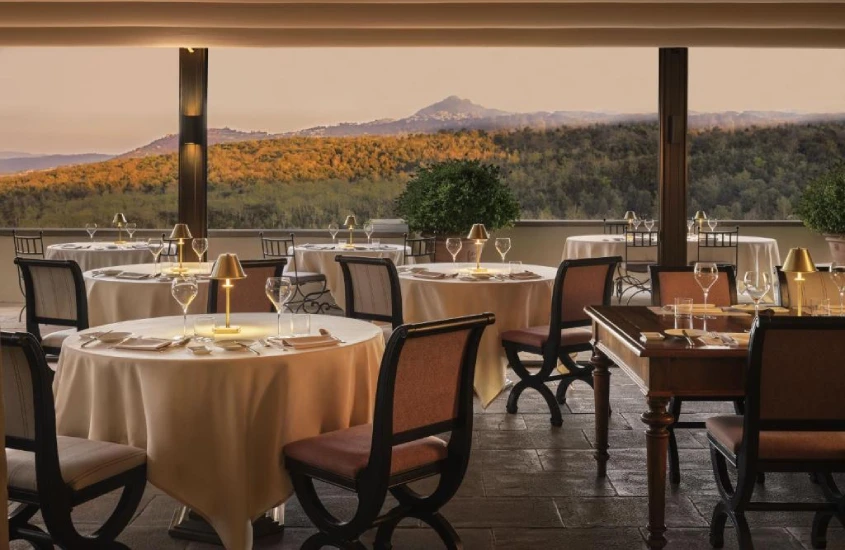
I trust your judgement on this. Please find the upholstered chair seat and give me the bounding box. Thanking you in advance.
[40,328,78,350]
[501,326,592,349]
[707,415,845,462]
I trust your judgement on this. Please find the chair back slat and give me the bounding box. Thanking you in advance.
[160,233,180,260]
[12,230,45,258]
[403,233,436,263]
[208,259,286,314]
[559,259,619,325]
[336,256,402,327]
[2,343,36,440]
[15,259,88,340]
[603,220,628,235]
[697,228,739,267]
[650,265,737,307]
[624,229,659,264]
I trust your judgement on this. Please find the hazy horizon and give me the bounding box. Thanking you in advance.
[1,47,843,155]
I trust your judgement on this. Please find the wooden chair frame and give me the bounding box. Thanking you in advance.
[4,331,147,550]
[14,258,89,356]
[160,232,180,262]
[259,232,335,313]
[504,257,620,427]
[12,229,45,322]
[403,233,436,263]
[615,229,659,304]
[697,227,740,269]
[649,264,743,485]
[602,219,628,235]
[708,316,845,550]
[207,258,287,313]
[336,255,404,329]
[285,313,494,550]
[775,265,832,308]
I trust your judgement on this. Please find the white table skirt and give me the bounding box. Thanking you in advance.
[291,244,411,308]
[46,242,154,272]
[562,234,781,276]
[53,313,384,550]
[398,262,557,407]
[83,263,211,327]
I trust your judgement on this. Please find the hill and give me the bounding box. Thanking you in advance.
[0,153,113,174]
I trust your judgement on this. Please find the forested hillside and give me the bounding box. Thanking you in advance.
[1,122,843,228]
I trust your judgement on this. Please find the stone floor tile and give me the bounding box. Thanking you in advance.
[658,527,806,549]
[608,469,720,497]
[470,449,542,472]
[525,429,593,450]
[440,498,563,528]
[492,527,647,549]
[555,496,708,528]
[586,428,704,449]
[522,411,631,431]
[362,527,494,550]
[482,470,616,498]
[473,413,527,430]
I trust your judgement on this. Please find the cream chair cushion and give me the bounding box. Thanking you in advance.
[40,328,77,349]
[7,436,146,492]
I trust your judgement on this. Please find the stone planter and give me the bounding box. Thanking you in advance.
[825,235,845,264]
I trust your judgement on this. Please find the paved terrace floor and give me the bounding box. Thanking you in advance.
[2,304,843,550]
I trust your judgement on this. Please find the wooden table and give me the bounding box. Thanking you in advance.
[585,306,754,549]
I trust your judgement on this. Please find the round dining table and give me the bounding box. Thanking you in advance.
[53,313,384,550]
[562,234,781,276]
[398,262,557,407]
[83,263,212,327]
[292,243,411,308]
[46,241,153,272]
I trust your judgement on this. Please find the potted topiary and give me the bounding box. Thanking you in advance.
[797,165,845,264]
[394,159,521,262]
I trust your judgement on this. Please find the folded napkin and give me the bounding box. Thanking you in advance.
[647,306,749,317]
[508,271,542,280]
[114,337,172,351]
[281,334,340,349]
[413,271,447,280]
[698,332,750,347]
[61,244,82,249]
[116,272,151,280]
[727,304,789,314]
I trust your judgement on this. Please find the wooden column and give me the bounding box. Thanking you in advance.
[178,48,208,240]
[658,48,688,266]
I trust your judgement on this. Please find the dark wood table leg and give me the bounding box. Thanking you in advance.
[641,396,673,549]
[591,348,612,477]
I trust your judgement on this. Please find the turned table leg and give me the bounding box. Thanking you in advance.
[591,348,613,477]
[641,396,674,549]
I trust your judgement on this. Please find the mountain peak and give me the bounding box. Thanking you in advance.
[414,96,509,119]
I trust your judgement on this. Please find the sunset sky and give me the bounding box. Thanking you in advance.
[0,47,843,155]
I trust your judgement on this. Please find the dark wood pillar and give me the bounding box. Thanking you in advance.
[658,48,688,266]
[178,48,208,240]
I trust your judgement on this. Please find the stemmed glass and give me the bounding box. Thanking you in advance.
[693,262,719,319]
[147,238,164,277]
[125,222,137,242]
[328,223,339,245]
[743,271,772,319]
[495,238,512,263]
[85,223,98,242]
[364,222,374,245]
[831,262,845,315]
[171,276,199,337]
[265,277,293,338]
[446,238,462,263]
[632,218,642,232]
[644,219,655,232]
[687,219,695,236]
[708,218,719,232]
[192,238,209,266]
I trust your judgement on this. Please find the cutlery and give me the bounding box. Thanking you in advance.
[107,336,133,349]
[237,342,261,355]
[681,329,696,347]
[319,328,346,343]
[81,330,111,348]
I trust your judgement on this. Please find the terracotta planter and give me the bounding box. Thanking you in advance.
[825,235,845,264]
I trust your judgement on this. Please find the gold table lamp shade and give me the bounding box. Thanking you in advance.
[168,224,194,273]
[782,247,817,317]
[211,253,247,333]
[623,211,637,223]
[466,224,489,272]
[694,210,707,221]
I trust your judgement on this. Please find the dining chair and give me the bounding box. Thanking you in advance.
[207,258,287,314]
[12,229,45,322]
[403,232,436,263]
[649,264,741,485]
[4,330,147,550]
[602,219,628,235]
[283,313,494,550]
[336,255,404,343]
[258,232,333,313]
[775,266,837,310]
[615,228,659,304]
[696,227,740,269]
[160,232,180,262]
[706,316,845,550]
[500,257,620,426]
[14,257,89,357]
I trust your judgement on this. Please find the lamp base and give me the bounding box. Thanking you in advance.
[341,243,356,250]
[470,267,488,273]
[169,266,189,274]
[114,240,128,245]
[213,325,241,334]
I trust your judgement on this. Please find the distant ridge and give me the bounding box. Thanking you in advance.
[0,153,113,175]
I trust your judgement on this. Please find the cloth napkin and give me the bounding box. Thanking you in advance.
[281,334,340,349]
[114,337,172,351]
[116,272,151,280]
[698,332,750,347]
[726,304,790,314]
[61,244,82,249]
[508,271,542,280]
[413,271,447,280]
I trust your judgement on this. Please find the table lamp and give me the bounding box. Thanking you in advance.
[782,247,817,317]
[112,213,128,244]
[210,253,246,333]
[623,211,637,227]
[467,223,490,273]
[343,215,357,248]
[694,210,707,232]
[168,223,193,273]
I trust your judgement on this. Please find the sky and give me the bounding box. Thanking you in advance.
[0,47,843,155]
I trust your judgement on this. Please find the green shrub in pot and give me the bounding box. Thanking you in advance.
[797,165,845,263]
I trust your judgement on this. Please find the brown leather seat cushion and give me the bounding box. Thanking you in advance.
[706,415,845,461]
[283,424,447,481]
[500,326,592,349]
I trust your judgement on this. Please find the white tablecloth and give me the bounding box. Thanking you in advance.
[53,313,384,550]
[46,242,153,272]
[562,234,781,275]
[398,262,557,407]
[83,263,211,327]
[292,244,410,308]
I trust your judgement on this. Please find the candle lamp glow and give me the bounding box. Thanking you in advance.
[782,247,817,317]
[343,215,357,248]
[694,210,708,232]
[466,223,490,273]
[211,253,247,333]
[112,213,128,244]
[168,223,193,273]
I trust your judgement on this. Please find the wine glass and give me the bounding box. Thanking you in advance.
[192,238,209,265]
[363,222,374,245]
[693,262,720,319]
[85,223,98,242]
[687,219,695,236]
[328,223,339,244]
[446,238,462,263]
[171,276,199,337]
[644,219,655,232]
[831,262,845,315]
[495,238,512,263]
[147,238,164,277]
[743,271,772,319]
[632,218,642,232]
[708,218,719,232]
[125,222,137,242]
[265,277,293,338]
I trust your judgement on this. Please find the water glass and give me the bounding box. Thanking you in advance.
[291,314,311,336]
[811,298,831,317]
[193,316,216,342]
[372,238,381,247]
[673,298,694,320]
[509,261,523,275]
